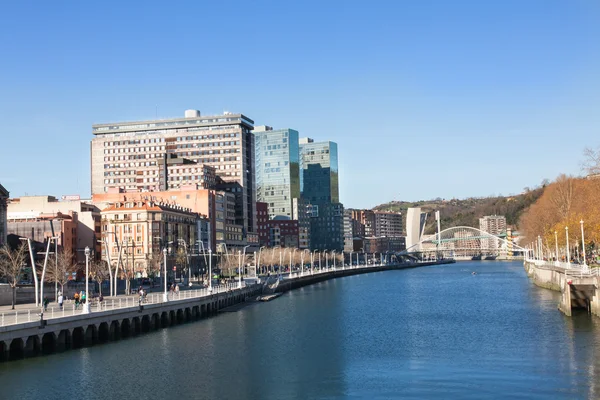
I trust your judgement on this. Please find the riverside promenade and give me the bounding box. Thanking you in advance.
[524,258,600,317]
[0,259,451,361]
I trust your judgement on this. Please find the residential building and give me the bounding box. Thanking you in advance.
[351,209,375,237]
[256,202,269,247]
[479,215,507,253]
[254,126,300,220]
[0,184,8,247]
[100,199,199,278]
[7,211,78,257]
[374,211,403,237]
[363,236,407,254]
[300,138,343,250]
[406,207,427,251]
[91,110,256,236]
[92,186,250,252]
[292,198,311,249]
[7,195,102,261]
[343,209,353,252]
[266,219,299,248]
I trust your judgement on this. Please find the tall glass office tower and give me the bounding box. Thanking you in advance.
[299,138,339,204]
[254,126,300,220]
[299,138,343,251]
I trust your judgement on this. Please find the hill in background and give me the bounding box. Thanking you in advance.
[373,187,545,235]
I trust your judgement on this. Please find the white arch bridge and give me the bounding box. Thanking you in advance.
[398,226,528,261]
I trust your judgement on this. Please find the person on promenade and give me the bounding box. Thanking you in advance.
[81,291,86,305]
[74,292,80,310]
[58,293,63,310]
[174,284,180,296]
[43,296,49,311]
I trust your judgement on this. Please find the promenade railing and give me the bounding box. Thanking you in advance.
[0,282,245,328]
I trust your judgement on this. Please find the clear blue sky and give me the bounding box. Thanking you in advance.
[1,0,599,209]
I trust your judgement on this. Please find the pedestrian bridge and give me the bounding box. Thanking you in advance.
[400,226,527,260]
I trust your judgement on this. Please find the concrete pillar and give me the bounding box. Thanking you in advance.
[560,280,573,317]
[24,335,41,357]
[592,278,600,317]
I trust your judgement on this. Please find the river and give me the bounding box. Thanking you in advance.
[1,261,600,399]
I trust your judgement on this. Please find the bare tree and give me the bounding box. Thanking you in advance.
[175,248,188,280]
[89,260,110,296]
[582,147,600,176]
[45,250,77,296]
[146,251,162,278]
[0,244,28,309]
[550,174,574,220]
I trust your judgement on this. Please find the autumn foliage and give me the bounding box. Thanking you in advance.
[519,174,600,251]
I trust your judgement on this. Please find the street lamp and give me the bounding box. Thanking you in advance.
[565,226,570,267]
[257,246,266,275]
[325,250,329,271]
[301,249,309,276]
[312,250,319,274]
[163,248,169,302]
[554,231,559,265]
[239,245,250,288]
[581,220,587,266]
[83,247,91,314]
[332,250,336,270]
[290,248,297,278]
[208,248,213,293]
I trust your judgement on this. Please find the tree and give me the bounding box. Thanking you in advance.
[175,248,188,280]
[45,250,77,296]
[582,146,600,176]
[0,244,28,309]
[146,251,162,279]
[89,260,110,296]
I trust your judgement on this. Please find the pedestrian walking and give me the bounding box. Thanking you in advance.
[43,296,49,311]
[74,292,80,310]
[58,293,63,310]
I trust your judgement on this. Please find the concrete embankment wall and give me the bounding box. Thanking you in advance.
[523,261,566,292]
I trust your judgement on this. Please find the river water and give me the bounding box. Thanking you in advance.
[2,261,600,399]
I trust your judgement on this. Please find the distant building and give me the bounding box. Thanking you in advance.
[292,198,311,249]
[300,138,343,250]
[256,202,269,247]
[351,209,375,237]
[100,199,199,278]
[479,215,506,253]
[343,209,354,252]
[374,211,403,237]
[406,208,427,251]
[0,184,8,247]
[91,110,256,237]
[253,126,300,220]
[7,195,101,262]
[266,219,299,248]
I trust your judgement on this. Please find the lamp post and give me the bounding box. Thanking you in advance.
[83,247,91,314]
[332,250,336,270]
[238,245,250,288]
[163,248,168,302]
[301,249,309,276]
[325,251,329,271]
[310,251,314,275]
[208,248,213,293]
[565,226,570,267]
[318,251,322,271]
[349,251,353,269]
[290,248,297,278]
[580,220,587,266]
[258,246,266,275]
[554,231,559,264]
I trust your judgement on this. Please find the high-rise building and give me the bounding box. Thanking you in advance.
[406,207,427,251]
[253,126,300,220]
[343,209,354,252]
[91,110,256,236]
[299,138,339,204]
[479,215,507,253]
[292,198,311,249]
[374,211,403,237]
[0,183,8,247]
[299,138,343,250]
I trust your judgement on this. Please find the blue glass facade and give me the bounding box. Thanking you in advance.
[254,128,300,220]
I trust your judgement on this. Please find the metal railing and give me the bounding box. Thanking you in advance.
[0,282,245,328]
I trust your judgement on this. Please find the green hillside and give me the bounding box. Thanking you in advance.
[373,187,545,235]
